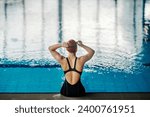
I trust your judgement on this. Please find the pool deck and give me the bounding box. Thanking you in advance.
[0,93,150,100]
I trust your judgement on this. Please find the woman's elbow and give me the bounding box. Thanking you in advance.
[92,49,95,55]
[48,46,53,52]
[89,49,95,58]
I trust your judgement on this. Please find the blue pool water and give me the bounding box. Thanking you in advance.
[0,0,150,93]
[0,53,150,93]
[0,64,150,93]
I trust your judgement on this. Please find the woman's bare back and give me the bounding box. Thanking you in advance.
[60,57,84,85]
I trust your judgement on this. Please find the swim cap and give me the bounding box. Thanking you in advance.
[66,39,77,53]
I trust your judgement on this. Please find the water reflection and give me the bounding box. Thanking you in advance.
[22,0,26,58]
[58,0,63,43]
[0,0,148,72]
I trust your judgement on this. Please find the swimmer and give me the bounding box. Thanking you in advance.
[49,39,95,97]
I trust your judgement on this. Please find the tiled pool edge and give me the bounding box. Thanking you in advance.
[0,93,150,100]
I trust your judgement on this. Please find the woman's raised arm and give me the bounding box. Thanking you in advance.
[77,41,95,63]
[48,42,68,63]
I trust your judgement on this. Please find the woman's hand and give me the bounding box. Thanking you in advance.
[62,42,69,48]
[77,40,83,46]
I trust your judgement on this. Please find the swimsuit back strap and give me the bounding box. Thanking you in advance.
[66,58,71,69]
[74,57,77,69]
[64,57,82,75]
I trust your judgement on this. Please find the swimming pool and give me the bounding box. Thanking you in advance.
[0,64,150,93]
[0,52,150,93]
[0,0,150,93]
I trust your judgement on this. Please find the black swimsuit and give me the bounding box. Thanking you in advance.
[60,57,85,97]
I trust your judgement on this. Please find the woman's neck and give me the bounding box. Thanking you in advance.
[68,53,76,58]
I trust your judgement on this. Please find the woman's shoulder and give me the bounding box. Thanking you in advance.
[77,56,85,63]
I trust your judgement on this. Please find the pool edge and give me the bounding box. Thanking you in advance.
[0,92,150,100]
